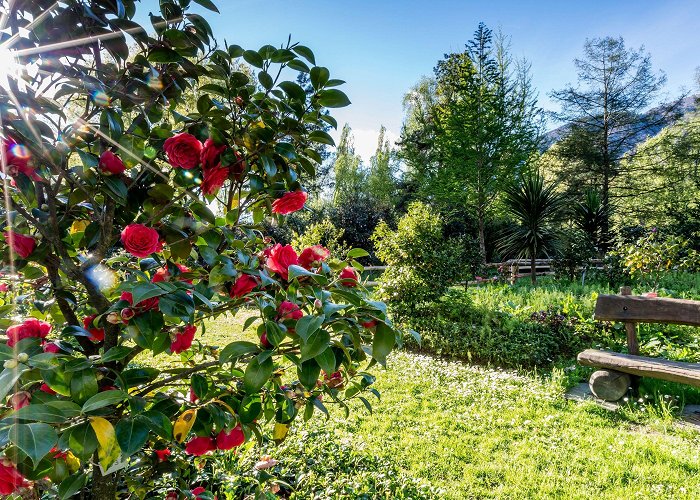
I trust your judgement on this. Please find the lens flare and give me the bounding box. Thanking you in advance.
[91,90,110,107]
[0,46,21,86]
[147,74,163,90]
[84,264,117,291]
[10,143,29,159]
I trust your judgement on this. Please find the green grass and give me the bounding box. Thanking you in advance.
[197,312,700,499]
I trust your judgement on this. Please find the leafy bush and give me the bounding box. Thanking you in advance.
[292,218,349,259]
[408,290,584,367]
[372,202,464,320]
[0,2,400,497]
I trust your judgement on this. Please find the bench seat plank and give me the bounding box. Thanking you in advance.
[578,349,700,388]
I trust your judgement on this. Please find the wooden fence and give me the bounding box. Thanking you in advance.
[361,259,604,287]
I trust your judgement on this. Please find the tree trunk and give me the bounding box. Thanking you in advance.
[530,253,537,284]
[91,467,118,499]
[478,215,487,264]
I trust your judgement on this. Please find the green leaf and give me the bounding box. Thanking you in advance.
[102,176,128,203]
[131,310,165,348]
[287,59,310,73]
[244,354,273,393]
[347,248,370,259]
[372,322,396,366]
[308,130,335,146]
[82,390,128,414]
[62,422,98,461]
[278,81,306,101]
[315,348,337,374]
[300,329,331,362]
[70,369,99,405]
[318,89,351,108]
[58,472,88,500]
[310,66,329,89]
[297,359,321,390]
[158,291,194,321]
[9,422,57,465]
[258,71,274,90]
[115,416,150,456]
[130,282,168,306]
[5,403,75,424]
[102,346,134,363]
[0,365,29,401]
[220,341,259,364]
[192,0,220,12]
[191,374,208,399]
[148,47,183,63]
[293,45,316,64]
[40,368,71,396]
[287,265,328,284]
[243,50,264,68]
[295,314,325,342]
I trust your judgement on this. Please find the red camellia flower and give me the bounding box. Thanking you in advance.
[83,315,105,342]
[266,244,299,281]
[42,342,61,353]
[191,486,206,497]
[6,318,51,347]
[200,138,227,170]
[298,245,330,269]
[154,449,171,462]
[260,331,272,349]
[271,190,308,215]
[121,224,161,258]
[339,266,359,287]
[278,301,302,321]
[165,491,178,500]
[3,231,36,259]
[216,424,245,450]
[0,460,28,495]
[164,132,202,169]
[39,383,56,395]
[361,319,377,329]
[9,391,30,410]
[184,436,216,456]
[189,387,198,403]
[201,164,230,196]
[230,274,258,298]
[99,150,126,175]
[152,263,192,283]
[2,139,40,181]
[171,324,196,354]
[0,283,8,292]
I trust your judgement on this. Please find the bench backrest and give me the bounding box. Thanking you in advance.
[594,295,700,327]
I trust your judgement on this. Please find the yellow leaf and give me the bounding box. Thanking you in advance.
[64,450,80,473]
[90,417,121,471]
[272,423,289,444]
[70,219,89,234]
[173,409,197,443]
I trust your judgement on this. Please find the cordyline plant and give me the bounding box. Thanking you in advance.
[0,1,402,498]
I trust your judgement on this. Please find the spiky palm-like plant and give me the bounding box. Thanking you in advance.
[573,188,610,254]
[498,171,565,283]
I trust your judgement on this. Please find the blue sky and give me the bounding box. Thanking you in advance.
[140,0,700,161]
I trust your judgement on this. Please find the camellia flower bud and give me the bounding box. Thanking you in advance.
[3,359,17,369]
[16,353,28,363]
[106,312,122,324]
[314,299,322,309]
[120,308,135,321]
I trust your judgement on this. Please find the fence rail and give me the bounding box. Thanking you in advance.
[361,259,605,287]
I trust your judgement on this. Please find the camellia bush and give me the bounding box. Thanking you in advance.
[0,1,400,498]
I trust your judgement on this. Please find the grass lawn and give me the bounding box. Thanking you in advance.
[173,311,700,499]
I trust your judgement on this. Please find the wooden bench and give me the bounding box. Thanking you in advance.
[577,286,700,401]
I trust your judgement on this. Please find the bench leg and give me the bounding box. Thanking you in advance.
[589,369,631,402]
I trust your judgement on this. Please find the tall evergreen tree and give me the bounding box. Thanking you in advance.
[550,37,683,250]
[429,24,542,261]
[367,126,398,209]
[333,123,365,204]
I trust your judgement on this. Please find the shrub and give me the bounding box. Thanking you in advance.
[291,218,349,259]
[408,290,584,367]
[0,2,400,498]
[372,202,464,320]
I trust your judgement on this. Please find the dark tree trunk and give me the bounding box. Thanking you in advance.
[530,252,537,284]
[91,467,118,499]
